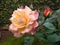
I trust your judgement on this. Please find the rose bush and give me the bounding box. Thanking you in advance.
[9,6,39,37]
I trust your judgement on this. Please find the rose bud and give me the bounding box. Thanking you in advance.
[44,7,51,17]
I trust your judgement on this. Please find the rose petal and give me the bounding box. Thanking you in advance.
[9,24,18,31]
[25,6,32,12]
[21,27,32,34]
[33,21,38,28]
[9,17,13,21]
[30,29,35,35]
[14,32,23,37]
[30,21,38,35]
[24,6,32,15]
[30,10,39,21]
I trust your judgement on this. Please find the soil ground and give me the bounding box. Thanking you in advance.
[0,29,12,43]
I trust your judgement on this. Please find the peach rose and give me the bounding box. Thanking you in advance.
[9,6,39,37]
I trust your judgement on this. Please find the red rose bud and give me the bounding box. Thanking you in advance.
[44,8,51,17]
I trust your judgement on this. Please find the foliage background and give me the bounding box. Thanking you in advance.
[0,0,60,25]
[0,0,60,45]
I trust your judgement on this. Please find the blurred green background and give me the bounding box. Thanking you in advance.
[0,0,60,25]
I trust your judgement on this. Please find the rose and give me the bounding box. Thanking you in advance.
[44,7,51,17]
[9,6,39,37]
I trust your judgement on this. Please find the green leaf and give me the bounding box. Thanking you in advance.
[23,36,34,45]
[34,32,46,41]
[45,29,55,34]
[56,9,60,13]
[44,42,53,45]
[56,9,60,25]
[45,16,56,23]
[38,21,42,25]
[38,14,45,25]
[43,22,56,30]
[47,34,60,42]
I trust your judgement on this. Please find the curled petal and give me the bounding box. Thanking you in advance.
[9,17,14,22]
[9,24,18,31]
[30,29,35,35]
[30,21,38,35]
[30,10,39,21]
[22,6,32,16]
[17,6,32,15]
[33,21,38,28]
